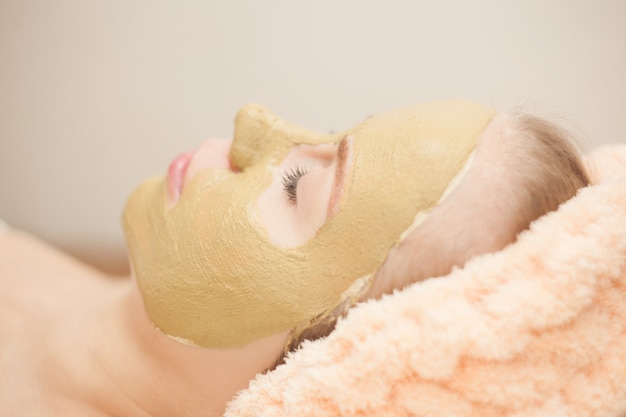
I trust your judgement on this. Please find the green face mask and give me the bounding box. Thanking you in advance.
[122,100,495,348]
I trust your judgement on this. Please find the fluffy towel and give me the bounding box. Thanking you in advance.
[225,145,626,417]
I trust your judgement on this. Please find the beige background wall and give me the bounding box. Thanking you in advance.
[1,0,625,274]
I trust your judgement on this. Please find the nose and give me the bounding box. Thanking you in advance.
[230,104,336,170]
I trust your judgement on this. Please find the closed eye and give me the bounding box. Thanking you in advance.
[281,166,308,205]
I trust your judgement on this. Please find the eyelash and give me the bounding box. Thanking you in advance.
[281,166,308,205]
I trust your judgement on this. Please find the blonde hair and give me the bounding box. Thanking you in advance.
[510,113,589,232]
[274,113,590,367]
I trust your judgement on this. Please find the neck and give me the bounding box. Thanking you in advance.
[50,279,286,417]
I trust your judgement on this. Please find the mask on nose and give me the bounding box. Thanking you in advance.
[122,100,496,348]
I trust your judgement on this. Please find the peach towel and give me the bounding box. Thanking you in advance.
[226,145,626,417]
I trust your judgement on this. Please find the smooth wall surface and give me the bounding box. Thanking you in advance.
[1,0,625,273]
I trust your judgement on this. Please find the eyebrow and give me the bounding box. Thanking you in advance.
[327,135,352,218]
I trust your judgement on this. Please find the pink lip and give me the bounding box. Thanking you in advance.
[167,151,193,205]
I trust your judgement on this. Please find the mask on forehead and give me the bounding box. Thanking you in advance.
[122,100,496,348]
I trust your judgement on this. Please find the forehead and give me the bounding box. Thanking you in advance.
[341,101,496,194]
[348,100,491,145]
[338,100,495,215]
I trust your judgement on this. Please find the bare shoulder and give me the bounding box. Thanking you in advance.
[0,228,122,313]
[0,228,46,266]
[0,228,75,272]
[0,227,122,417]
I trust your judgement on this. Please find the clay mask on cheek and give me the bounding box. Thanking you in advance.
[122,100,496,348]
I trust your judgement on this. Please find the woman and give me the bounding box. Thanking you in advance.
[0,100,588,416]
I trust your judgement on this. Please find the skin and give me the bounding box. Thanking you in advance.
[365,113,524,299]
[123,100,495,348]
[0,230,286,417]
[1,101,512,416]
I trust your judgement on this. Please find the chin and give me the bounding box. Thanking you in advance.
[122,176,167,253]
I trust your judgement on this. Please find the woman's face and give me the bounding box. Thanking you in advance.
[180,136,349,249]
[123,100,495,348]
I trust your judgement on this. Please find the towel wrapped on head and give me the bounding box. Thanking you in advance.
[225,145,626,417]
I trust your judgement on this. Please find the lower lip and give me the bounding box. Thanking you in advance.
[167,151,193,205]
